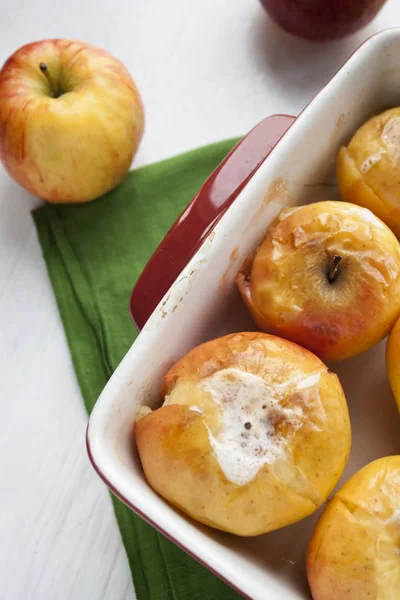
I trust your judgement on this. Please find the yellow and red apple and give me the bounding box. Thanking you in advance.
[236,201,400,362]
[0,39,144,203]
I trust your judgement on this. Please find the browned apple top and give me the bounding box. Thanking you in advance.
[237,201,400,361]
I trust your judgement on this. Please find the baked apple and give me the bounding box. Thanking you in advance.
[337,108,400,237]
[386,313,400,414]
[136,332,351,536]
[307,456,400,600]
[236,201,400,362]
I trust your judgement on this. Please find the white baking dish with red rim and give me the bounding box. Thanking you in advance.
[87,29,400,600]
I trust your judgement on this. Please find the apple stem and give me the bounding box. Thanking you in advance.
[328,255,342,283]
[39,62,59,98]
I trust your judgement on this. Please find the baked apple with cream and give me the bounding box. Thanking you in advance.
[236,201,400,362]
[337,108,400,237]
[136,332,351,536]
[307,456,400,600]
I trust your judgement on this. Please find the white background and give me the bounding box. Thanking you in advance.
[1,1,399,598]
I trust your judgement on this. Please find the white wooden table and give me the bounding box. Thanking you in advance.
[1,1,398,598]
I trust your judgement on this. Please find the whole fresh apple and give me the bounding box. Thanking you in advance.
[0,39,144,203]
[236,201,400,362]
[260,0,387,42]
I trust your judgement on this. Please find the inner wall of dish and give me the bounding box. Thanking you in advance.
[106,36,400,600]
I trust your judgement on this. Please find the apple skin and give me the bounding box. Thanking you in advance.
[307,456,400,600]
[386,313,400,414]
[236,201,400,362]
[0,39,144,203]
[260,0,387,42]
[337,108,400,239]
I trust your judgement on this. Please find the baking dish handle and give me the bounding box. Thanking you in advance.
[130,114,296,330]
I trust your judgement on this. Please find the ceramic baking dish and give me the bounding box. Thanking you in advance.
[87,29,400,600]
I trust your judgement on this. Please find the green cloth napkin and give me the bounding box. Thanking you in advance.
[33,138,242,600]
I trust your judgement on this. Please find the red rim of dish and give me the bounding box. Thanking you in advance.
[129,114,296,330]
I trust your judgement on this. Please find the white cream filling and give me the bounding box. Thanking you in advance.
[198,368,321,486]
